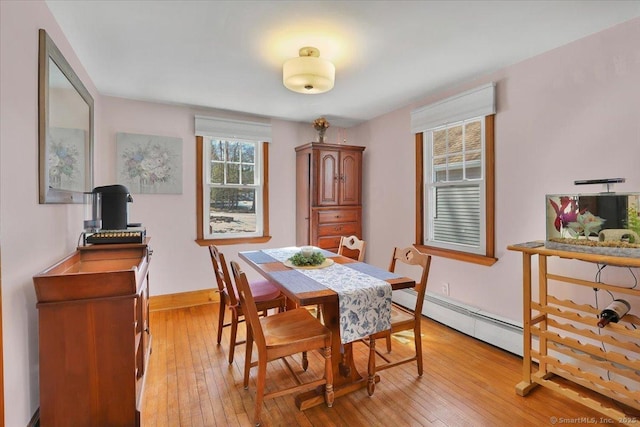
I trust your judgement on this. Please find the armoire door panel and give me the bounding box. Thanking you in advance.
[339,151,361,205]
[318,150,339,205]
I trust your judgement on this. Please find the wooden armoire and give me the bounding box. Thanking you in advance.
[295,142,365,253]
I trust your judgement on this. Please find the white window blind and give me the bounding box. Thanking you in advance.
[195,115,272,142]
[411,82,495,133]
[433,185,481,247]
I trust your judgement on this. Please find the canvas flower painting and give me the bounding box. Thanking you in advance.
[116,133,183,194]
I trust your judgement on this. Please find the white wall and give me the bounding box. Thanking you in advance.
[0,1,102,425]
[355,17,640,323]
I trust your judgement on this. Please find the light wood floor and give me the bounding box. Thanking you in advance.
[141,304,631,426]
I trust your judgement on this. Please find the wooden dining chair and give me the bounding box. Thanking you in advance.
[366,246,431,396]
[230,261,334,426]
[337,235,366,261]
[209,245,286,365]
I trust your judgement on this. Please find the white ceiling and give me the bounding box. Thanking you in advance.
[45,0,639,128]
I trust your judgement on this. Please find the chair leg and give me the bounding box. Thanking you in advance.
[253,358,267,426]
[324,344,334,407]
[385,333,392,352]
[302,351,308,371]
[244,326,253,389]
[216,297,226,344]
[229,312,239,364]
[367,337,376,396]
[415,325,423,376]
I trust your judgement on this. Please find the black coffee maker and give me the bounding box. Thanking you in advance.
[92,185,133,230]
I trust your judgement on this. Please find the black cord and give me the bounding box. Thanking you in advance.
[627,266,638,289]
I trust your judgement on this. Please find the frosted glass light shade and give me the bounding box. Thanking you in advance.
[283,47,335,94]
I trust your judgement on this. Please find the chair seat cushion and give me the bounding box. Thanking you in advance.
[248,279,282,302]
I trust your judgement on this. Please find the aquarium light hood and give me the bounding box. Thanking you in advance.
[574,178,625,193]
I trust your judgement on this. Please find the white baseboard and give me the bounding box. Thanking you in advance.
[393,290,524,356]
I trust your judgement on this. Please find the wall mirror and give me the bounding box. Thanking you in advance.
[39,28,94,204]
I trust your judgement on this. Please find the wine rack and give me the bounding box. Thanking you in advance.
[508,242,640,424]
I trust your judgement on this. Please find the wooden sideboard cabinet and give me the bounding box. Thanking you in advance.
[33,240,152,427]
[296,142,365,252]
[508,242,640,423]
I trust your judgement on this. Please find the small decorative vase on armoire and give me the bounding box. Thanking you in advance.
[295,142,365,253]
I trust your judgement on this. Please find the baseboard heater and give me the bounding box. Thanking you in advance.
[393,289,524,356]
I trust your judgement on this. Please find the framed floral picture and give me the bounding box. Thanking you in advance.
[116,132,183,194]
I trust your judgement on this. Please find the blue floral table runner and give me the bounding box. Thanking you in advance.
[252,247,394,344]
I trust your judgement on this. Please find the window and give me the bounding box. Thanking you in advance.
[205,138,263,238]
[425,118,485,253]
[412,83,497,265]
[195,116,271,245]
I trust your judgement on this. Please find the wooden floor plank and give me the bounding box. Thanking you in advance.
[165,309,182,426]
[142,303,634,426]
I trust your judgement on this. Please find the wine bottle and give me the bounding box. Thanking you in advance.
[597,299,631,327]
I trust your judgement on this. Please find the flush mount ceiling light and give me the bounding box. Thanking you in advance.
[283,46,335,94]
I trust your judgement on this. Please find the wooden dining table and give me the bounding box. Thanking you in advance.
[239,247,415,409]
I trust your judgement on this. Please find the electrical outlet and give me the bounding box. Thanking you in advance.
[442,283,450,296]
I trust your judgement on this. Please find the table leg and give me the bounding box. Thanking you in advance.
[294,300,379,410]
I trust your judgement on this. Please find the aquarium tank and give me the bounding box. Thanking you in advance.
[545,193,640,254]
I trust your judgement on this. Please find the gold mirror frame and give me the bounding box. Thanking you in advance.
[38,28,94,203]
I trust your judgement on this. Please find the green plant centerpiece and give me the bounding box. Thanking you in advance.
[288,250,326,267]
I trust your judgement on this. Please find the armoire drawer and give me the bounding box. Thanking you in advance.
[317,222,359,237]
[317,209,359,224]
[317,236,341,250]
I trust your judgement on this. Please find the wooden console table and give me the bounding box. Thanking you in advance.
[33,240,151,427]
[508,242,640,423]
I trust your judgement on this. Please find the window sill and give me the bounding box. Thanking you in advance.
[414,244,498,266]
[195,236,272,246]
